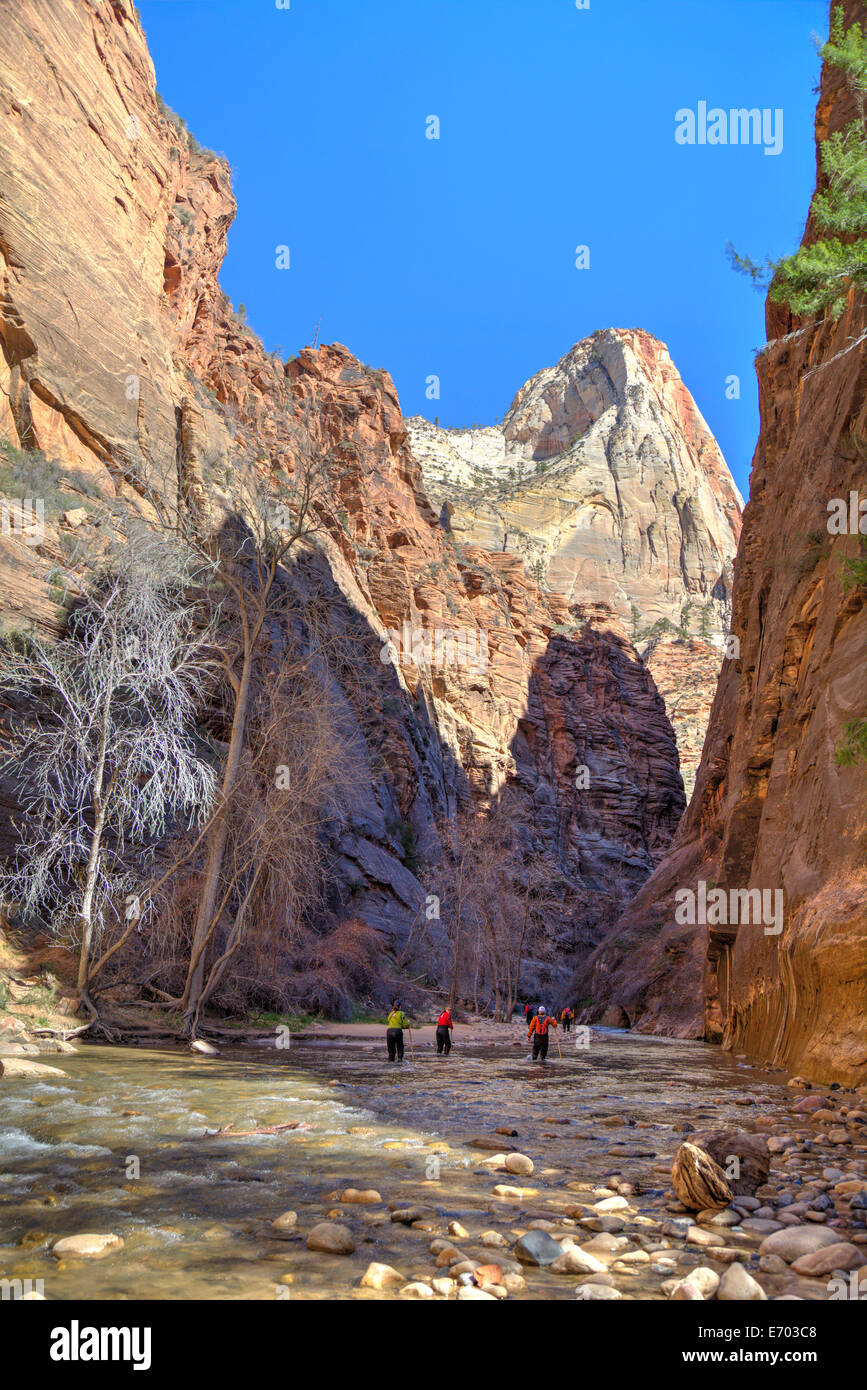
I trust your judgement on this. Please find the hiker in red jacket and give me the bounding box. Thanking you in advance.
[436,1006,454,1055]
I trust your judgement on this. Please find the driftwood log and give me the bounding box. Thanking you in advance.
[691,1129,771,1195]
[201,1120,312,1139]
[671,1129,771,1210]
[671,1141,733,1211]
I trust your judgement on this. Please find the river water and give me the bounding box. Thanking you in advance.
[0,1028,806,1300]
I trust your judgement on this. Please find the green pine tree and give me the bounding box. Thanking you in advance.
[730,7,867,321]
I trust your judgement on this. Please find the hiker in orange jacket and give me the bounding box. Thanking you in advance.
[528,1005,558,1062]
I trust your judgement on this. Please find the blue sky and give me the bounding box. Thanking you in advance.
[138,0,828,501]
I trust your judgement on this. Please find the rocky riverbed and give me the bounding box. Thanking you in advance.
[0,1025,865,1301]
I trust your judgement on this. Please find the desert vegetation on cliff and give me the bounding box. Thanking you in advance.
[730,7,867,323]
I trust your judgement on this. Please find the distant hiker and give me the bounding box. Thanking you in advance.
[528,1005,557,1062]
[436,1006,454,1055]
[524,1002,532,1027]
[560,1006,574,1033]
[386,1001,412,1063]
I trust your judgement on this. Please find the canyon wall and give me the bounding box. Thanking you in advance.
[580,0,867,1085]
[409,332,742,797]
[0,0,694,997]
[410,329,741,635]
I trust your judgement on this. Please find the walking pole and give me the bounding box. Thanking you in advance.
[556,1029,562,1061]
[409,1027,415,1065]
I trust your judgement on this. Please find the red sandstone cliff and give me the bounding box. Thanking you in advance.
[580,0,867,1085]
[0,0,686,997]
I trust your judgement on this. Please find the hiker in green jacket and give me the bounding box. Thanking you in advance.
[386,1001,412,1063]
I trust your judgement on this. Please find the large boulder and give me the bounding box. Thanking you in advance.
[672,1131,770,1209]
[306,1222,355,1255]
[514,1230,564,1266]
[52,1233,123,1259]
[692,1130,770,1196]
[758,1226,848,1263]
[1,1057,66,1078]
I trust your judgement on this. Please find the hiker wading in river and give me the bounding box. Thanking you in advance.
[386,1002,412,1063]
[435,1005,454,1055]
[528,1005,558,1061]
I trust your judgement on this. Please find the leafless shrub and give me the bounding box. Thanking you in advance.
[276,917,387,1019]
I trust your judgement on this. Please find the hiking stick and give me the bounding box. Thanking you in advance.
[556,1031,562,1060]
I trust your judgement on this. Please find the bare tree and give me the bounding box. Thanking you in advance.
[440,795,558,1020]
[174,435,351,1032]
[4,397,358,1031]
[169,632,362,1032]
[0,532,217,1022]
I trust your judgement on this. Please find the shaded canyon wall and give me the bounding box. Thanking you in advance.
[579,0,867,1085]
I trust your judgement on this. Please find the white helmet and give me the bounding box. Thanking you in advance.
[538,1006,546,1017]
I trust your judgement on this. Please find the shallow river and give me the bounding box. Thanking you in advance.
[0,1028,799,1300]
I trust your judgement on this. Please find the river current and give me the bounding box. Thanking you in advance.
[0,1028,800,1300]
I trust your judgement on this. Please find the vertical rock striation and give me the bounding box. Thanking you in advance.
[579,0,867,1084]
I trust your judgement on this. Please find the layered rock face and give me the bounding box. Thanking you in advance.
[409,330,741,632]
[409,331,743,796]
[642,635,733,801]
[580,0,867,1085]
[0,0,686,993]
